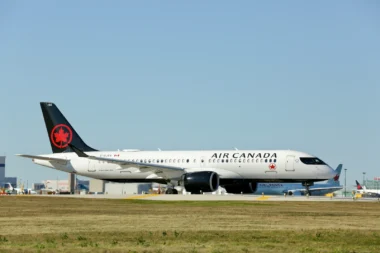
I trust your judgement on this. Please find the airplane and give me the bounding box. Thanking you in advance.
[2,183,23,194]
[23,188,37,194]
[355,180,380,197]
[255,164,343,196]
[17,102,336,195]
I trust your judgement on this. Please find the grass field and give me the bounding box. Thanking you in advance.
[0,196,379,253]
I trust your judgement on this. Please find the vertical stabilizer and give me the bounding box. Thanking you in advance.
[40,102,97,153]
[326,164,343,185]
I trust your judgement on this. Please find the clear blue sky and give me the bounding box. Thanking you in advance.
[1,1,379,189]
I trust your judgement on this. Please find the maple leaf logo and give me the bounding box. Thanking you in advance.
[54,127,69,143]
[50,124,73,148]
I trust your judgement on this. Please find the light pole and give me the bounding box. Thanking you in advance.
[363,172,366,186]
[344,168,347,197]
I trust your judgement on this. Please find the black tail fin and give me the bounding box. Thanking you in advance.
[355,180,363,190]
[40,102,97,153]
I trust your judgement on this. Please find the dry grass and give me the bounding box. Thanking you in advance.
[0,196,379,252]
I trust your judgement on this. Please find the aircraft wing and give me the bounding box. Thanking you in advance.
[16,154,69,162]
[291,186,343,193]
[90,156,184,171]
[69,144,185,178]
[308,186,343,192]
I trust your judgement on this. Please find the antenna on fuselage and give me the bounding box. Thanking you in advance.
[234,147,238,151]
[158,148,161,151]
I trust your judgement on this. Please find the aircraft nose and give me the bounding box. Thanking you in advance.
[327,165,336,179]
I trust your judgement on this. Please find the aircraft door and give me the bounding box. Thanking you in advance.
[285,156,295,171]
[88,160,96,172]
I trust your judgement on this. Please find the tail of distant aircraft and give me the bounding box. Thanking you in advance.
[326,164,343,185]
[355,180,366,191]
[40,102,97,153]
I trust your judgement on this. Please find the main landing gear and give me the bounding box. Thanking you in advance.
[165,188,178,194]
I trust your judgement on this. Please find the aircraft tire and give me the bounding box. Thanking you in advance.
[165,188,174,194]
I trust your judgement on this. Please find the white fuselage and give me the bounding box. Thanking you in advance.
[32,149,335,184]
[357,188,380,195]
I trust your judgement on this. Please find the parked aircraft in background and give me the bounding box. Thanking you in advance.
[355,180,380,197]
[1,183,31,194]
[23,188,37,194]
[256,164,343,196]
[17,102,336,195]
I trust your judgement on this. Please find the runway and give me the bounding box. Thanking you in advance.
[15,193,380,202]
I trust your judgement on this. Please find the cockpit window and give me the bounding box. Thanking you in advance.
[300,157,326,165]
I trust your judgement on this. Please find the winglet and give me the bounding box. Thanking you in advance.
[69,144,89,158]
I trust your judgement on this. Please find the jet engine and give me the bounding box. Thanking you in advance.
[182,171,219,194]
[223,180,258,194]
[286,190,307,196]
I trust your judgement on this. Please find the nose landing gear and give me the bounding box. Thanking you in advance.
[302,182,314,196]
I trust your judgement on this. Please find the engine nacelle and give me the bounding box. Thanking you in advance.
[223,180,258,194]
[182,171,219,194]
[286,190,306,196]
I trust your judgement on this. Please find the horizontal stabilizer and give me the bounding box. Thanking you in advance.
[16,154,68,162]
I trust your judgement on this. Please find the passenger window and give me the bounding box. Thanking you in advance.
[193,159,196,163]
[234,159,237,163]
[256,159,259,163]
[221,159,224,163]
[238,160,241,163]
[243,159,246,163]
[213,159,216,163]
[230,159,233,163]
[161,159,164,163]
[269,159,272,163]
[265,159,267,163]
[226,159,228,163]
[173,160,176,163]
[274,159,277,163]
[217,159,220,163]
[186,159,189,163]
[169,159,172,163]
[182,159,185,163]
[260,159,263,163]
